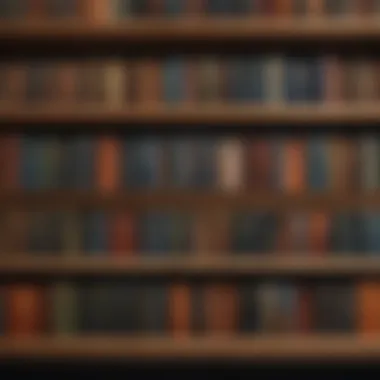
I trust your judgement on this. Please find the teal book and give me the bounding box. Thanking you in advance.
[307,136,328,191]
[139,212,173,254]
[163,57,186,103]
[123,137,162,188]
[73,136,95,189]
[139,282,169,333]
[360,212,380,255]
[20,135,42,190]
[164,0,185,14]
[82,212,108,256]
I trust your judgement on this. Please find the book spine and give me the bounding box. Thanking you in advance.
[109,211,136,256]
[357,281,380,333]
[82,211,108,255]
[6,284,46,336]
[169,282,191,337]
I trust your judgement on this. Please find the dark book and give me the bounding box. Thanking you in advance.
[359,211,380,255]
[229,0,253,13]
[73,136,95,189]
[170,213,193,253]
[20,135,42,190]
[205,0,231,13]
[0,0,26,18]
[239,282,258,332]
[82,211,108,255]
[139,281,169,333]
[192,284,206,333]
[130,0,149,14]
[0,286,3,335]
[25,63,57,103]
[45,0,79,17]
[314,281,356,332]
[164,0,185,14]
[324,0,353,14]
[138,212,173,254]
[192,138,217,188]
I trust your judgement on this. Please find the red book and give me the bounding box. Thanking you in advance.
[109,212,136,256]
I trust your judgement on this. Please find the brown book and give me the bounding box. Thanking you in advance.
[169,283,191,338]
[56,62,77,104]
[342,59,359,101]
[194,211,230,255]
[83,0,110,24]
[357,281,380,334]
[27,0,45,18]
[7,65,26,104]
[186,0,206,14]
[149,0,164,14]
[308,0,325,14]
[76,61,107,103]
[109,212,136,256]
[297,285,314,333]
[277,212,308,253]
[275,0,293,15]
[262,0,277,14]
[283,139,306,194]
[373,60,380,100]
[2,211,27,254]
[196,57,223,103]
[355,0,374,14]
[246,138,273,190]
[6,284,46,336]
[105,61,127,108]
[204,283,238,335]
[134,59,162,105]
[324,56,343,102]
[308,212,330,255]
[95,135,120,192]
[356,60,376,101]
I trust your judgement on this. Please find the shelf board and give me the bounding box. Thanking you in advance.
[1,19,380,43]
[0,104,380,126]
[0,190,380,210]
[2,257,380,276]
[1,335,380,361]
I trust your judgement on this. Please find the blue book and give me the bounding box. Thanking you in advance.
[307,136,328,191]
[206,0,231,13]
[167,137,195,187]
[284,57,323,102]
[82,212,107,255]
[73,136,95,189]
[360,212,380,255]
[164,0,185,15]
[192,138,216,188]
[20,136,41,190]
[139,212,173,254]
[123,137,162,188]
[163,57,185,103]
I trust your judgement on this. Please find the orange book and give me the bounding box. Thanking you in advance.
[357,281,380,334]
[6,284,46,336]
[135,59,162,105]
[324,56,343,102]
[169,283,191,337]
[96,135,120,192]
[309,212,329,255]
[83,0,110,24]
[283,139,305,193]
[204,283,238,335]
[275,0,293,15]
[109,212,135,256]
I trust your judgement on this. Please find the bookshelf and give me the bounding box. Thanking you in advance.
[3,0,380,364]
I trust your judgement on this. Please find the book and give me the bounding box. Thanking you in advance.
[82,211,108,255]
[357,281,380,333]
[307,136,328,191]
[163,57,186,103]
[169,282,192,337]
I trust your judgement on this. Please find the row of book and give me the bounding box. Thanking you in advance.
[1,56,379,104]
[0,279,379,336]
[1,134,380,192]
[2,209,380,254]
[1,0,380,20]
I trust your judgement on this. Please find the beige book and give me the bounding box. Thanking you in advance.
[105,61,127,108]
[216,138,244,192]
[263,55,284,104]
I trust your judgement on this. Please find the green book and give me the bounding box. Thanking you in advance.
[51,282,78,335]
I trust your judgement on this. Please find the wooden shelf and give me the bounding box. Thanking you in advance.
[1,104,380,126]
[1,190,380,210]
[2,257,380,277]
[1,335,380,361]
[1,19,380,43]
